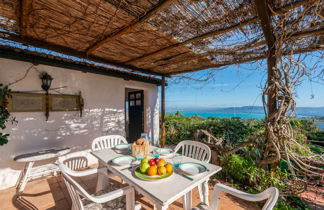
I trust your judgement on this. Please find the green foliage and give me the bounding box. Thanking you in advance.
[274,197,310,210]
[217,154,289,193]
[165,112,263,146]
[217,154,309,210]
[0,84,14,146]
[309,144,324,154]
[297,119,320,133]
[165,113,315,209]
[307,131,324,141]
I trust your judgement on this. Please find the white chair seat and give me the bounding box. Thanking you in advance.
[59,162,140,210]
[83,178,126,209]
[191,202,208,210]
[82,188,141,210]
[83,190,125,210]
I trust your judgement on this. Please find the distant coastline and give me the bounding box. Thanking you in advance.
[167,106,324,130]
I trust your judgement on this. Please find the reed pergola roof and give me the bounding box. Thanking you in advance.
[0,0,323,76]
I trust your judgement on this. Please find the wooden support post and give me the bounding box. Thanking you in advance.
[254,0,278,117]
[160,76,166,148]
[267,49,277,117]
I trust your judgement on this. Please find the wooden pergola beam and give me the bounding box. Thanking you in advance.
[171,56,266,75]
[156,27,324,69]
[125,0,309,65]
[154,42,266,69]
[0,31,166,76]
[19,0,29,36]
[206,0,307,27]
[125,18,256,64]
[169,45,322,75]
[86,0,176,54]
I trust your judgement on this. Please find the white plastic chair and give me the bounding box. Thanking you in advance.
[174,140,211,205]
[92,135,128,151]
[192,183,279,210]
[174,140,211,162]
[58,163,138,210]
[91,135,128,184]
[57,150,110,192]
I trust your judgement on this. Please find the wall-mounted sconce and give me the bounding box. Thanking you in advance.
[40,72,53,92]
[40,72,53,121]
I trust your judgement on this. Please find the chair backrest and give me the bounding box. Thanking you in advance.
[174,140,211,162]
[59,163,94,210]
[92,135,128,151]
[58,150,91,171]
[209,183,279,210]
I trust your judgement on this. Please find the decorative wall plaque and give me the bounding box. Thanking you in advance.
[7,92,84,117]
[7,93,44,112]
[51,95,80,111]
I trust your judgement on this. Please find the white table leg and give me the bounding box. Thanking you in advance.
[155,203,168,210]
[202,180,209,205]
[96,166,109,192]
[17,162,34,194]
[183,190,192,210]
[198,184,203,202]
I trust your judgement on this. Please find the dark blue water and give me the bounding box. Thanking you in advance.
[170,111,265,119]
[316,122,324,130]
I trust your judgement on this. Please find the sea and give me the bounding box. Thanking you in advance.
[168,112,324,130]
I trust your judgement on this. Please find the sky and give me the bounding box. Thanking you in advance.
[165,57,324,110]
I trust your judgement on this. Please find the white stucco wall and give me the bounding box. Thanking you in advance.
[0,58,159,190]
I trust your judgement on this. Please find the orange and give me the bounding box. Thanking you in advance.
[157,158,166,167]
[147,166,158,176]
[157,166,167,175]
[165,163,173,173]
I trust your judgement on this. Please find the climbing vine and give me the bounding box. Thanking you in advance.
[0,84,16,145]
[260,0,324,193]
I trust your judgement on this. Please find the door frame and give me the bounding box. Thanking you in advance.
[125,85,149,139]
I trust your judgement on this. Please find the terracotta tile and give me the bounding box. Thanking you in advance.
[51,188,65,202]
[52,198,70,210]
[47,176,58,185]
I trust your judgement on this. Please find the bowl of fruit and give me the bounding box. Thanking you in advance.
[134,157,173,181]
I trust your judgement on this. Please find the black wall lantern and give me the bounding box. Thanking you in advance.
[39,72,53,121]
[40,72,53,92]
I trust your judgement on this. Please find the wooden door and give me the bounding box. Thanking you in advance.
[128,90,144,143]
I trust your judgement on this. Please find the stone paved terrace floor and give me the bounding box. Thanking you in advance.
[1,174,323,210]
[0,174,260,210]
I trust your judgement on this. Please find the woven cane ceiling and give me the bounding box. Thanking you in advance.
[0,0,323,76]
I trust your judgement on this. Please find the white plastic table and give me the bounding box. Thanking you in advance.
[14,147,70,194]
[91,147,222,210]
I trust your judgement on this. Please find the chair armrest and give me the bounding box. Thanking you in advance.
[88,186,134,204]
[209,183,279,210]
[214,183,276,202]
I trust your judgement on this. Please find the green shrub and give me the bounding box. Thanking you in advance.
[0,84,14,146]
[165,112,263,146]
[217,154,288,193]
[307,131,324,141]
[164,113,316,209]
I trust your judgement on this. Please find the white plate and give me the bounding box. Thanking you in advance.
[154,148,174,156]
[114,144,130,150]
[179,162,207,176]
[111,155,136,166]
